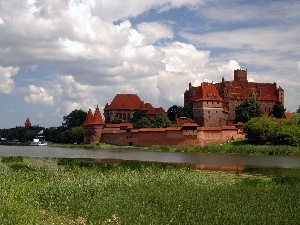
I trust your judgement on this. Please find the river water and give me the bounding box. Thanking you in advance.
[1,145,300,175]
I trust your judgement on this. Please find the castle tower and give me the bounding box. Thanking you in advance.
[83,105,105,143]
[234,69,247,82]
[276,86,284,105]
[83,109,94,143]
[90,106,105,143]
[25,117,31,127]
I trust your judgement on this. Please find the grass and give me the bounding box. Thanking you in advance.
[54,139,300,156]
[147,139,300,155]
[1,157,300,224]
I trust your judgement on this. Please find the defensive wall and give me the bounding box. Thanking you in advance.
[100,126,244,147]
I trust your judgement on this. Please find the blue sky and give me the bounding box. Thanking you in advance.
[0,0,299,128]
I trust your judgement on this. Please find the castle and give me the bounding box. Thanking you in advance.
[184,69,284,126]
[83,69,284,146]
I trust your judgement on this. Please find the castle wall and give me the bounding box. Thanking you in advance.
[100,126,243,147]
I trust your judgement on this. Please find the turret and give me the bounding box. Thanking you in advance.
[25,117,31,127]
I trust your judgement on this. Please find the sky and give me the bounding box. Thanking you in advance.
[0,0,299,128]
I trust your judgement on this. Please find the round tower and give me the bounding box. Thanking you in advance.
[90,106,105,143]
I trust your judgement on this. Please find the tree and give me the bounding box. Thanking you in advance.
[111,117,122,124]
[167,104,194,122]
[243,117,276,144]
[151,113,173,128]
[296,105,300,113]
[131,110,148,124]
[62,109,87,129]
[134,117,152,129]
[272,101,285,118]
[235,97,263,123]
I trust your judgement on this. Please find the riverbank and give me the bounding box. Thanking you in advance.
[1,157,300,224]
[52,139,300,156]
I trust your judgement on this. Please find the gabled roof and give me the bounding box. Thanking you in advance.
[144,103,165,115]
[103,94,165,114]
[193,82,222,101]
[104,94,147,110]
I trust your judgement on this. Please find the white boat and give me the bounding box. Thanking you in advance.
[31,138,48,146]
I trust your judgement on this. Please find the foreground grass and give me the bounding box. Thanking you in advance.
[1,157,300,224]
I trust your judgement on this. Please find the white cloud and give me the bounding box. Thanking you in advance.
[137,22,173,44]
[24,85,54,106]
[0,66,19,94]
[161,42,210,73]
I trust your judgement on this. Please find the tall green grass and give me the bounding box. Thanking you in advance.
[149,140,300,155]
[1,158,300,224]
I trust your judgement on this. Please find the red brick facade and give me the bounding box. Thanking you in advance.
[184,69,284,126]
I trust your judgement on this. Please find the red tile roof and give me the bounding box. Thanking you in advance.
[104,94,165,115]
[223,81,278,101]
[193,82,223,101]
[91,106,105,125]
[83,108,94,126]
[104,94,147,110]
[105,123,133,128]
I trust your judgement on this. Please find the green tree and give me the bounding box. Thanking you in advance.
[67,126,84,144]
[272,115,300,146]
[243,117,276,144]
[272,101,285,118]
[235,97,263,123]
[134,117,152,129]
[151,113,173,128]
[296,105,300,113]
[111,117,122,124]
[131,110,148,123]
[62,109,87,129]
[167,104,194,122]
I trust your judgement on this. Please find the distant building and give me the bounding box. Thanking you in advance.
[103,94,165,123]
[184,69,284,126]
[25,117,31,127]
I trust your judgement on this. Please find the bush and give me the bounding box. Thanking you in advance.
[244,115,300,146]
[243,117,275,144]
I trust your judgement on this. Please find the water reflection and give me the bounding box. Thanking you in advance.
[1,145,300,176]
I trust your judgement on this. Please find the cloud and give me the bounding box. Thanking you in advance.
[136,22,174,44]
[24,85,54,106]
[218,60,240,79]
[161,42,210,73]
[0,66,19,94]
[194,1,300,25]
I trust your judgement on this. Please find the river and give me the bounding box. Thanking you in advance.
[1,145,300,175]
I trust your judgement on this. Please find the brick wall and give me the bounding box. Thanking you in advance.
[100,126,244,147]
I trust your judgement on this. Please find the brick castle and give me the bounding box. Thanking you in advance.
[83,69,283,146]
